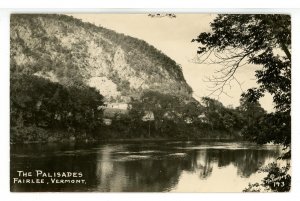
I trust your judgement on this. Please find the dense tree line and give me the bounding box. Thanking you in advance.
[102,90,265,140]
[11,75,268,141]
[10,74,104,142]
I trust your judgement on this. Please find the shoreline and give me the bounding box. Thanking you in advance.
[10,137,241,145]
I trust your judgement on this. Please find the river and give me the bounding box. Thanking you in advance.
[10,141,281,192]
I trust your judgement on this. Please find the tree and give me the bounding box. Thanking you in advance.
[10,74,105,142]
[201,97,224,130]
[193,14,291,144]
[128,91,206,138]
[201,97,242,136]
[129,91,183,137]
[238,95,267,143]
[193,15,290,109]
[193,14,291,192]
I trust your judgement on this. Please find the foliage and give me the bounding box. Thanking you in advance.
[128,91,188,138]
[10,74,104,142]
[238,95,267,143]
[10,14,192,98]
[10,13,194,141]
[193,14,291,192]
[127,91,244,139]
[243,162,291,192]
[201,97,244,133]
[193,14,291,145]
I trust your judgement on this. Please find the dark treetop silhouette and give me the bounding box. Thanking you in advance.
[192,14,291,192]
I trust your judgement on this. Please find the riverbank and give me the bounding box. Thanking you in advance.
[10,135,240,145]
[10,124,242,144]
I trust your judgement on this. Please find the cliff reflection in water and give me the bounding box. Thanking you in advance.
[10,141,281,192]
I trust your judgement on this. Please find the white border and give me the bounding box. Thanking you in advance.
[0,0,300,9]
[1,6,300,201]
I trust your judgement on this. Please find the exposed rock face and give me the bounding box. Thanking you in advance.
[10,14,193,103]
[88,77,120,99]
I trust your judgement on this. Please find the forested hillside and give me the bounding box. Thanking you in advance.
[10,14,194,142]
[10,14,267,143]
[10,14,192,102]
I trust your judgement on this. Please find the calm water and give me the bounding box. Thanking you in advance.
[10,141,281,192]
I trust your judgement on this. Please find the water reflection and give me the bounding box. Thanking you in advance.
[10,141,281,192]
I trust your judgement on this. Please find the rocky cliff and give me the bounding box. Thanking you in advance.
[10,14,193,102]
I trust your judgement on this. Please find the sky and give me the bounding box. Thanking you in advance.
[70,14,274,112]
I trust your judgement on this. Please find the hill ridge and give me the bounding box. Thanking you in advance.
[10,14,193,102]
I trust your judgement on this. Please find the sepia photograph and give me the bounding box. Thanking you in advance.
[10,13,291,192]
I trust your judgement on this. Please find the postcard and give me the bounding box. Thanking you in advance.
[10,13,291,192]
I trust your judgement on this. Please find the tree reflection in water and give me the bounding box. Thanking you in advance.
[11,141,281,192]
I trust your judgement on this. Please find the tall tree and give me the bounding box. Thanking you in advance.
[193,14,291,192]
[192,14,291,146]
